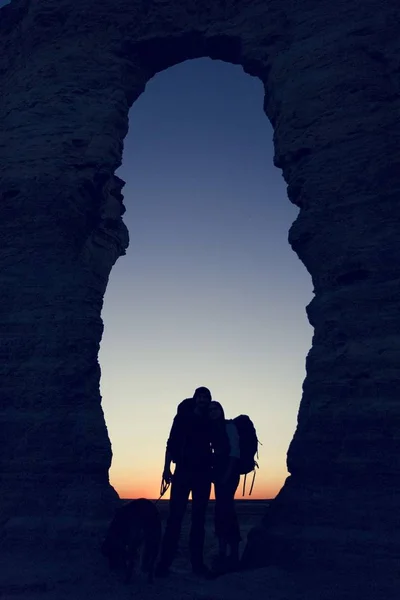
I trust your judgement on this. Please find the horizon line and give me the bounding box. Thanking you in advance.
[120,497,273,502]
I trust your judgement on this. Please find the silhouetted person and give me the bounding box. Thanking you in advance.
[155,386,214,578]
[209,401,241,574]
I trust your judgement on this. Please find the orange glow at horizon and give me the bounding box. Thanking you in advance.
[111,472,286,501]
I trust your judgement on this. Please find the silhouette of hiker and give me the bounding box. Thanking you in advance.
[209,401,241,574]
[155,387,214,579]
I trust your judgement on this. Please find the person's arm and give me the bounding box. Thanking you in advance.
[163,400,190,481]
[220,421,240,484]
[162,449,174,483]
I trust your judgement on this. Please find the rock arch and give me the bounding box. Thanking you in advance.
[0,0,399,578]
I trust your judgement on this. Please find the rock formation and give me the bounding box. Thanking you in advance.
[0,0,399,583]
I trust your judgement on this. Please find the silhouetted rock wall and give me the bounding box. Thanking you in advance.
[0,0,399,579]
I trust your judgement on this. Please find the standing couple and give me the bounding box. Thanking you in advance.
[155,386,241,579]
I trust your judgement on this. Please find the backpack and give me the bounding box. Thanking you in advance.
[232,415,260,496]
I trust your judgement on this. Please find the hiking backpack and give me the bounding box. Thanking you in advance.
[232,415,260,496]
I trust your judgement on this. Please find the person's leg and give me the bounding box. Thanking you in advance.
[156,469,190,573]
[218,537,228,560]
[214,470,241,572]
[189,469,211,573]
[213,476,230,571]
[225,472,241,568]
[214,474,228,557]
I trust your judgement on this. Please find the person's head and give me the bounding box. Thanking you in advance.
[209,401,225,422]
[193,386,212,411]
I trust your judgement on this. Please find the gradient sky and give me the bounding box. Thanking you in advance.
[98,58,314,500]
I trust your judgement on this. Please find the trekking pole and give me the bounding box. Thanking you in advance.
[248,439,262,496]
[249,470,257,496]
[242,473,247,497]
[154,477,171,505]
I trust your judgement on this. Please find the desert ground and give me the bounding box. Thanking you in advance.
[0,499,396,600]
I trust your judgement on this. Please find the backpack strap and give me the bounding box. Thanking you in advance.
[242,473,247,497]
[249,469,257,496]
[255,437,262,463]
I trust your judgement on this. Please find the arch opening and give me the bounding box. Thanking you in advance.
[99,57,313,509]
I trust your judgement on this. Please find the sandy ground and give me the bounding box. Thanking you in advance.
[0,501,397,600]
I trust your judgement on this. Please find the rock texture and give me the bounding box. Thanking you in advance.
[0,0,399,584]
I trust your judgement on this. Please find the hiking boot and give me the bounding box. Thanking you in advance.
[210,554,229,577]
[154,563,170,578]
[192,564,214,580]
[226,554,240,572]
